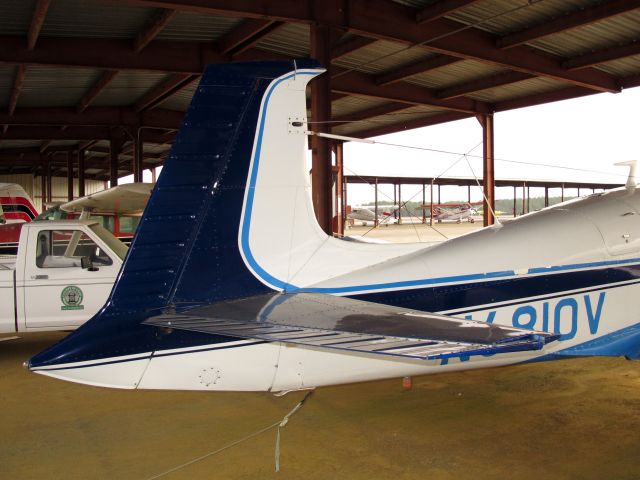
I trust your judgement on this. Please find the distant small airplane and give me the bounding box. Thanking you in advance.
[0,183,38,224]
[347,205,399,226]
[432,203,481,223]
[28,61,640,394]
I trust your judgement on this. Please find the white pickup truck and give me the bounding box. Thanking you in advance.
[0,220,127,332]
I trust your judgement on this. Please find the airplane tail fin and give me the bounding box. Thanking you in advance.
[29,60,323,370]
[111,60,323,311]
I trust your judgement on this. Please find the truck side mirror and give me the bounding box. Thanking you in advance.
[81,256,98,272]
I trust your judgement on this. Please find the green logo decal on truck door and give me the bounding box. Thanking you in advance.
[61,286,84,311]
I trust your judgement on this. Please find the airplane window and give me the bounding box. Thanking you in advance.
[0,203,5,224]
[36,230,113,268]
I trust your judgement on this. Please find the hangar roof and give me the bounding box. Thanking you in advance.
[1,0,639,179]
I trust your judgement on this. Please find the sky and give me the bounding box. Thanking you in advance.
[343,86,640,206]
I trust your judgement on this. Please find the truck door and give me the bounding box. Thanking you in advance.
[21,228,120,330]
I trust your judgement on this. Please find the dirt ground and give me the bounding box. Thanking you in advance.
[2,332,639,480]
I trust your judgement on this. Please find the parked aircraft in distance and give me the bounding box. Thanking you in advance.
[29,61,640,394]
[0,183,152,254]
[347,204,399,226]
[0,183,38,224]
[432,202,481,223]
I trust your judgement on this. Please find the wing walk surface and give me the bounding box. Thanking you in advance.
[143,293,559,361]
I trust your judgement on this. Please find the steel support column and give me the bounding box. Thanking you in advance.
[310,24,332,234]
[334,141,344,235]
[477,114,495,226]
[109,133,124,187]
[67,151,73,201]
[78,149,85,197]
[393,184,397,219]
[40,153,47,212]
[374,177,379,228]
[430,181,434,227]
[134,127,144,183]
[398,183,402,224]
[45,153,52,203]
[513,186,516,216]
[544,186,548,207]
[422,183,426,224]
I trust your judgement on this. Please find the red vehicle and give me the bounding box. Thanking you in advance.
[0,183,152,255]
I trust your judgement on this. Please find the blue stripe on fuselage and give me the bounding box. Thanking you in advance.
[344,261,640,313]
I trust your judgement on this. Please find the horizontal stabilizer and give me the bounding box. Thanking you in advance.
[144,293,558,361]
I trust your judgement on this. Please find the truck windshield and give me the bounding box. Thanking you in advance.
[88,223,128,261]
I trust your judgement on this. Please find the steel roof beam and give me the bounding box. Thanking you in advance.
[374,55,461,86]
[332,70,490,114]
[497,0,640,49]
[0,153,158,170]
[0,107,183,130]
[108,0,621,93]
[415,0,479,24]
[331,36,377,60]
[331,102,411,127]
[436,71,533,99]
[8,65,26,117]
[39,139,54,153]
[0,127,178,144]
[134,73,196,111]
[0,36,223,73]
[134,8,177,52]
[349,111,471,138]
[621,74,640,90]
[563,40,640,71]
[77,70,120,113]
[28,0,51,50]
[217,19,284,56]
[493,85,594,112]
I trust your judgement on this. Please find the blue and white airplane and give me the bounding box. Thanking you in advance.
[28,60,640,392]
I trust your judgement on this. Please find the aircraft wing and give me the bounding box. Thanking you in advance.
[144,293,558,361]
[61,183,154,214]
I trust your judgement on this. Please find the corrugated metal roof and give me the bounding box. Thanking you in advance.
[0,0,37,36]
[332,96,392,118]
[334,41,432,75]
[445,0,592,36]
[469,76,567,103]
[155,11,241,42]
[92,71,171,107]
[19,66,99,108]
[157,81,197,111]
[334,104,445,136]
[530,10,640,57]
[407,59,507,89]
[0,65,17,109]
[597,55,640,78]
[254,23,310,58]
[41,0,151,39]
